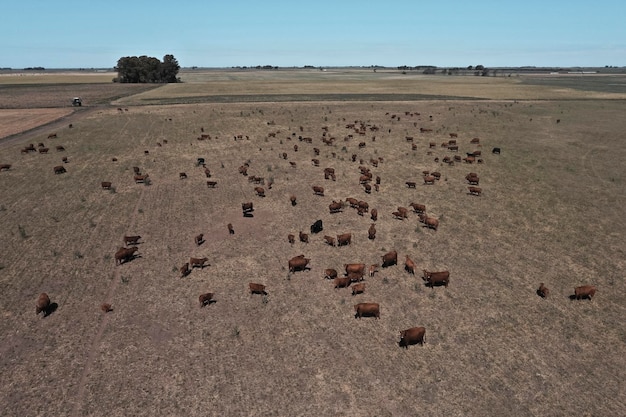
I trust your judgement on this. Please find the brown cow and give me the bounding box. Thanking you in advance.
[0,164,11,171]
[399,327,426,348]
[406,181,416,188]
[405,255,417,275]
[62,156,68,163]
[312,158,320,167]
[312,186,325,196]
[299,231,309,243]
[53,165,66,174]
[242,202,254,213]
[324,268,338,280]
[370,208,378,221]
[334,277,352,289]
[410,202,426,213]
[347,271,365,282]
[36,293,51,316]
[345,263,366,275]
[369,264,379,277]
[537,283,550,298]
[368,223,376,240]
[195,234,204,245]
[133,166,141,174]
[423,175,435,185]
[47,133,57,139]
[179,172,187,179]
[101,181,112,190]
[392,211,404,220]
[249,283,268,295]
[354,303,380,319]
[180,262,190,278]
[199,293,214,307]
[134,174,149,183]
[397,207,409,218]
[468,186,482,196]
[124,235,141,245]
[351,283,366,296]
[357,201,369,212]
[337,233,352,246]
[100,303,113,313]
[290,195,297,206]
[329,200,343,213]
[204,168,211,177]
[466,173,480,185]
[115,246,139,265]
[323,235,336,246]
[419,213,439,231]
[288,255,310,272]
[422,270,450,288]
[190,257,209,268]
[254,186,265,197]
[207,180,218,188]
[382,250,397,268]
[227,223,234,234]
[574,285,597,300]
[288,234,295,244]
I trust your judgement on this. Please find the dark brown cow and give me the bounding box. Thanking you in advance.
[123,235,141,245]
[254,187,265,197]
[466,173,480,185]
[101,303,113,313]
[354,303,380,319]
[195,234,204,245]
[409,202,426,213]
[53,165,66,174]
[406,181,416,188]
[399,327,426,348]
[312,158,320,167]
[471,138,480,144]
[47,133,57,139]
[405,255,416,275]
[134,174,149,183]
[62,156,68,163]
[422,270,450,288]
[368,223,376,240]
[537,283,550,298]
[288,255,310,272]
[323,235,336,246]
[36,293,51,316]
[337,233,352,246]
[180,262,190,278]
[329,200,343,213]
[190,257,209,269]
[449,133,458,138]
[227,223,234,234]
[249,283,268,295]
[101,181,112,190]
[0,164,11,171]
[290,195,297,206]
[423,175,435,185]
[288,234,295,244]
[468,186,482,196]
[179,172,187,179]
[392,211,404,220]
[115,246,138,265]
[574,285,597,300]
[345,263,366,275]
[133,166,141,174]
[324,268,338,280]
[397,207,409,218]
[370,208,378,221]
[347,271,365,282]
[334,276,352,289]
[207,180,218,188]
[55,145,65,152]
[199,293,214,307]
[357,201,369,212]
[351,283,366,296]
[312,186,325,196]
[204,168,211,177]
[242,202,254,213]
[299,231,309,243]
[382,250,398,268]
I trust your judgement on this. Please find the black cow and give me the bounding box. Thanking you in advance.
[492,147,501,154]
[310,219,323,234]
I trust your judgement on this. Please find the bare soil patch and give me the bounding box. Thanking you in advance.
[0,109,73,139]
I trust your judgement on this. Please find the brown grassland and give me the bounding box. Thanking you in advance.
[0,70,625,416]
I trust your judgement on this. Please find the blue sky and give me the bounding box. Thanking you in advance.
[2,0,624,68]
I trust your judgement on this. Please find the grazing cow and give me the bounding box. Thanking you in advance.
[101,181,112,190]
[357,201,369,212]
[227,223,234,234]
[288,255,310,273]
[466,173,480,185]
[423,175,435,185]
[422,270,450,288]
[329,200,343,213]
[62,156,68,163]
[101,303,113,313]
[55,145,65,152]
[369,264,379,277]
[179,172,187,179]
[352,283,366,296]
[463,156,475,164]
[334,277,352,289]
[368,223,376,240]
[134,174,149,184]
[409,202,426,213]
[537,283,550,298]
[199,293,214,307]
[363,183,371,194]
[354,303,380,319]
[123,235,141,245]
[299,231,309,243]
[449,133,458,138]
[115,246,139,265]
[310,219,323,234]
[347,271,364,282]
[312,186,325,196]
[195,234,204,245]
[323,235,336,246]
[392,211,405,220]
[574,285,596,300]
[370,208,378,221]
[471,138,481,144]
[36,293,51,316]
[419,213,439,231]
[133,166,141,174]
[290,195,297,206]
[406,181,416,188]
[207,181,218,188]
[345,263,366,275]
[53,165,66,174]
[337,233,352,246]
[312,158,320,167]
[405,255,417,275]
[382,250,398,268]
[288,234,295,244]
[397,207,409,218]
[204,168,211,177]
[448,145,459,152]
[47,133,57,139]
[468,186,482,196]
[399,327,426,348]
[190,257,209,268]
[0,164,11,171]
[254,187,265,197]
[249,283,267,295]
[324,268,338,280]
[492,147,501,154]
[242,202,254,214]
[180,262,190,278]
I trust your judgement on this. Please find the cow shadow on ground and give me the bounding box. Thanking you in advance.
[568,294,592,301]
[424,282,447,289]
[243,212,254,218]
[43,303,59,318]
[537,289,548,298]
[354,311,379,319]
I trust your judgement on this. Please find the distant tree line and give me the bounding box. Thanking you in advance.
[114,54,180,83]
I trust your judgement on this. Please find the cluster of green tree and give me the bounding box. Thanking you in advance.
[114,54,180,83]
[24,67,45,70]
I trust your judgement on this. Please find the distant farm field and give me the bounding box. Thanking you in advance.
[0,70,624,417]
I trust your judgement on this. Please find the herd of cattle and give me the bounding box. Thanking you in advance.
[4,109,598,350]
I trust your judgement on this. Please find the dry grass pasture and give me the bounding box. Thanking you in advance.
[0,70,625,417]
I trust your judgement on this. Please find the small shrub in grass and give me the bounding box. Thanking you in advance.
[171,266,178,273]
[0,264,4,270]
[89,218,97,228]
[413,242,418,248]
[413,282,421,293]
[262,295,269,304]
[52,250,60,257]
[428,291,436,299]
[382,277,389,285]
[0,205,6,212]
[51,216,59,223]
[121,276,130,284]
[109,187,116,194]
[267,165,272,172]
[18,225,27,238]
[103,254,111,261]
[74,251,84,259]
[138,208,144,214]
[340,298,345,305]
[232,326,241,338]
